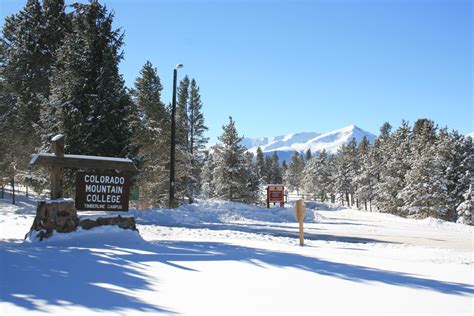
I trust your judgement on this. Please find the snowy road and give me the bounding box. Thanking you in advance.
[0,196,473,315]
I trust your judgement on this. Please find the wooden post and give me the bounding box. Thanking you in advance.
[295,199,305,246]
[12,176,15,205]
[50,134,64,199]
[266,187,269,208]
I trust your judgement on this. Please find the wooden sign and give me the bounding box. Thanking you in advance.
[30,134,137,200]
[266,185,285,208]
[75,171,131,211]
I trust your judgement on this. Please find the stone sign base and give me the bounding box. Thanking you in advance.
[27,199,137,241]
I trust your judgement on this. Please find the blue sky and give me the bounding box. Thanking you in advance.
[1,0,472,142]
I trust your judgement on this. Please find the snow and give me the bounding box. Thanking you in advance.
[25,226,145,246]
[51,134,64,141]
[1,193,473,315]
[30,153,135,163]
[466,131,474,139]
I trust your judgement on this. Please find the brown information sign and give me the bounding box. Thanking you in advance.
[75,171,130,211]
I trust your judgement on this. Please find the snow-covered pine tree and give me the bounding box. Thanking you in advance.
[187,79,209,202]
[353,137,370,208]
[256,147,266,184]
[281,160,288,179]
[376,121,412,215]
[174,76,192,202]
[270,152,282,184]
[305,149,312,161]
[355,141,377,211]
[284,151,305,194]
[200,148,217,199]
[456,184,472,225]
[396,119,447,218]
[213,117,256,202]
[243,152,261,203]
[188,79,208,156]
[346,138,360,207]
[264,156,273,184]
[1,0,68,173]
[132,61,170,207]
[333,143,354,206]
[435,129,473,221]
[400,143,450,219]
[302,150,331,201]
[176,76,190,149]
[41,1,137,192]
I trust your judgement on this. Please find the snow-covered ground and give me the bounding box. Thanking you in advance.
[1,193,472,315]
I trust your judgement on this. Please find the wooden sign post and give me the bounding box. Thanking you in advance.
[294,199,306,246]
[30,134,137,209]
[50,134,64,199]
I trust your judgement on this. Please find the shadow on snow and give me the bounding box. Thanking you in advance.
[148,222,390,244]
[1,240,472,313]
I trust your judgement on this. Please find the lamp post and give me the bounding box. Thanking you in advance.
[169,63,183,208]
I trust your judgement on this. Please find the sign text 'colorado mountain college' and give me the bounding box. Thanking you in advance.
[75,172,130,211]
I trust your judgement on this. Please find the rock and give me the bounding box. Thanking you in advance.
[79,215,137,231]
[28,200,80,241]
[27,200,137,241]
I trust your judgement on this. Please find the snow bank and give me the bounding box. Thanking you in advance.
[417,216,474,233]
[132,200,316,227]
[25,225,145,246]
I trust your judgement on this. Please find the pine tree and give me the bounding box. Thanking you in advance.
[400,144,449,219]
[243,152,261,203]
[213,117,256,202]
[456,184,472,225]
[305,149,312,161]
[270,152,282,184]
[281,160,288,179]
[176,75,190,149]
[376,121,411,214]
[187,78,209,202]
[256,147,266,183]
[284,151,305,194]
[436,129,472,221]
[264,156,273,184]
[41,1,136,193]
[188,79,208,155]
[1,0,68,172]
[302,150,331,201]
[200,149,217,199]
[333,144,353,206]
[355,142,377,211]
[132,61,169,207]
[173,75,192,201]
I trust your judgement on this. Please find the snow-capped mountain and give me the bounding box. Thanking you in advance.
[242,125,377,162]
[466,132,474,139]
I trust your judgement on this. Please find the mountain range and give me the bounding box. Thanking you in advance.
[241,125,377,163]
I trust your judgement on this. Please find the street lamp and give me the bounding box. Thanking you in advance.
[169,63,183,208]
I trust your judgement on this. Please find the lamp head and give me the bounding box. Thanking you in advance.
[175,64,184,70]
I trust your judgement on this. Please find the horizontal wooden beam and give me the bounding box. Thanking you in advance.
[30,153,138,172]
